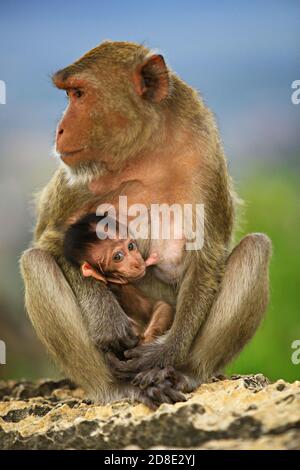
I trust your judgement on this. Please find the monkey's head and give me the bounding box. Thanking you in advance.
[53,41,171,179]
[63,213,149,284]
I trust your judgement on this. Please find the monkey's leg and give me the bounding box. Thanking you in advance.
[187,233,272,382]
[142,301,174,344]
[20,248,139,403]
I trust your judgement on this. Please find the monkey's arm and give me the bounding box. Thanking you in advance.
[162,248,224,361]
[32,169,140,354]
[34,168,102,244]
[54,255,140,353]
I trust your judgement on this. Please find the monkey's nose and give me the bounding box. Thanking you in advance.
[56,123,64,142]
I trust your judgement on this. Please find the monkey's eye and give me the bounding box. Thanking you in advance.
[74,89,83,98]
[128,241,137,251]
[113,251,124,263]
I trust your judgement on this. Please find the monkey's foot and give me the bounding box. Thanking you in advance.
[106,352,190,406]
[137,382,187,410]
[132,366,190,393]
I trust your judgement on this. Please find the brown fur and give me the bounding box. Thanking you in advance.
[20,41,271,406]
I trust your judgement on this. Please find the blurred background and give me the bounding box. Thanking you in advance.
[0,0,299,382]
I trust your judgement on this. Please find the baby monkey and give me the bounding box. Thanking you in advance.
[63,214,174,344]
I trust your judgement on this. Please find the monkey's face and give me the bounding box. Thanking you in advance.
[54,77,100,167]
[106,239,147,282]
[87,238,147,284]
[52,41,170,174]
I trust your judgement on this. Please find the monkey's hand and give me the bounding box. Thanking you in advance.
[97,316,140,355]
[106,348,191,398]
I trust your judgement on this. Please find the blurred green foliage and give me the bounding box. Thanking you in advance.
[227,167,300,381]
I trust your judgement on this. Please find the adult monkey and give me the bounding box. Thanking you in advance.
[20,41,271,407]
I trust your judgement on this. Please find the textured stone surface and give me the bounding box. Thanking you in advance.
[0,374,300,450]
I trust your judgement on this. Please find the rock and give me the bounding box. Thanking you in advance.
[0,375,300,450]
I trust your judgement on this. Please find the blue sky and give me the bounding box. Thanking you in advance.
[0,0,299,166]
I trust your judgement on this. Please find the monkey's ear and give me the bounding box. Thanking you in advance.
[81,262,107,284]
[133,54,169,103]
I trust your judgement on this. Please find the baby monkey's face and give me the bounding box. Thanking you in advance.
[101,238,146,281]
[84,237,147,284]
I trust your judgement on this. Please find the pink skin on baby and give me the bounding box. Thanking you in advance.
[145,252,159,267]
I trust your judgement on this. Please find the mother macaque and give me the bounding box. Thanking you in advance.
[20,41,271,408]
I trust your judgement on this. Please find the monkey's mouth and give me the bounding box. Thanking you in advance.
[131,269,146,281]
[60,148,85,159]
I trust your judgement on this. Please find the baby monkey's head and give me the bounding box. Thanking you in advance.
[63,213,147,284]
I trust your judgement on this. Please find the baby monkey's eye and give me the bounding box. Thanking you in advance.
[113,251,124,262]
[128,241,137,251]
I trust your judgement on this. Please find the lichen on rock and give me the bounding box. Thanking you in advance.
[0,374,300,450]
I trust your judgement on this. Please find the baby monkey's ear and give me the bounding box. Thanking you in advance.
[81,262,107,284]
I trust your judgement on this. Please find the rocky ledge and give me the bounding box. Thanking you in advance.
[0,374,299,450]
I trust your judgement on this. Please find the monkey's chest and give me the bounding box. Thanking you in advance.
[151,239,185,284]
